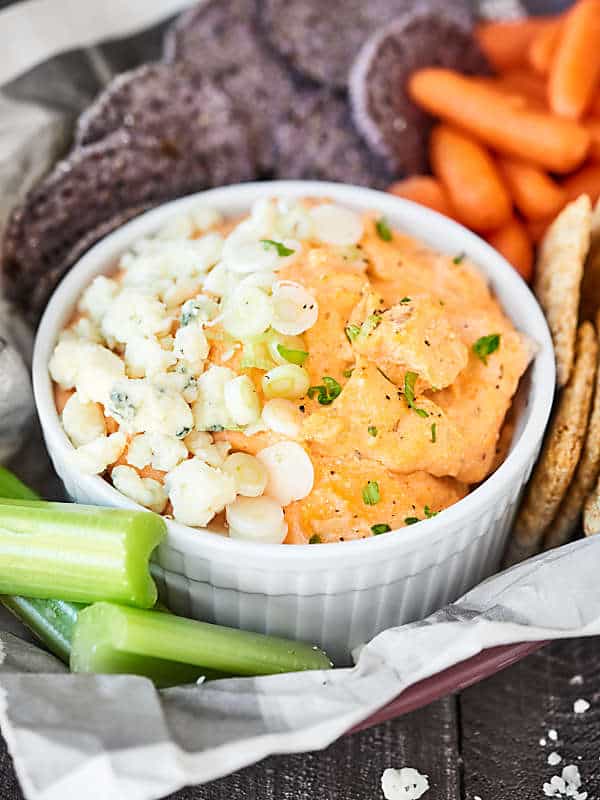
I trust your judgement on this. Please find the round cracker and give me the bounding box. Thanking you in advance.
[583,475,600,536]
[349,11,488,176]
[544,309,600,549]
[3,116,255,317]
[259,0,463,90]
[505,321,598,566]
[579,197,600,323]
[163,0,294,171]
[534,194,592,388]
[273,88,392,188]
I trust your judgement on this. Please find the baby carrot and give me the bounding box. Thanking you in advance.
[388,175,456,218]
[526,217,554,244]
[429,125,512,232]
[586,118,600,161]
[562,164,600,203]
[475,16,559,72]
[486,217,534,282]
[469,77,529,109]
[590,94,600,117]
[529,17,564,74]
[496,69,548,108]
[548,0,600,119]
[497,157,566,220]
[409,69,590,173]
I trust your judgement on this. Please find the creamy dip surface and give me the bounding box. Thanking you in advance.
[49,197,532,544]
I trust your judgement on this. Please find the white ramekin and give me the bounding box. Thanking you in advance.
[33,181,555,664]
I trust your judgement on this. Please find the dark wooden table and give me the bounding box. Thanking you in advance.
[0,636,598,799]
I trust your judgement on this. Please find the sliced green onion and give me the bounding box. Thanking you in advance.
[371,523,391,535]
[0,498,165,608]
[424,505,438,518]
[308,534,321,544]
[71,602,332,686]
[360,314,382,337]
[345,324,361,343]
[260,239,295,257]
[308,376,342,406]
[404,371,429,418]
[375,217,393,242]
[368,425,378,437]
[430,423,437,443]
[276,344,309,366]
[262,364,310,400]
[404,517,420,525]
[473,333,501,365]
[362,480,380,506]
[241,338,275,370]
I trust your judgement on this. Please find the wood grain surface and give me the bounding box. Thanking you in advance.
[1,639,599,799]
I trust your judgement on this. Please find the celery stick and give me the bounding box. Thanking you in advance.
[0,466,39,501]
[71,603,333,684]
[1,596,82,663]
[0,468,83,662]
[0,498,164,608]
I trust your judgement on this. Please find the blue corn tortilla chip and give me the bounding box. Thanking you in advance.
[164,0,295,172]
[273,87,392,188]
[3,108,256,318]
[74,62,256,167]
[259,0,473,90]
[349,11,488,176]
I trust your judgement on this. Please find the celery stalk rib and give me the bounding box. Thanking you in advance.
[0,498,164,607]
[0,468,82,661]
[71,603,333,683]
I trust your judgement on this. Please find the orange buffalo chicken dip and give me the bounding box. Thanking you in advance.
[49,197,532,544]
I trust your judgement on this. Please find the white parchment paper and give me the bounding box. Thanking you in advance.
[0,536,597,800]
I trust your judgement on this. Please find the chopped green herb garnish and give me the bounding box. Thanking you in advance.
[361,314,382,336]
[404,371,429,418]
[343,368,354,378]
[368,425,378,437]
[371,523,391,535]
[362,480,380,506]
[276,344,309,366]
[404,517,420,526]
[404,371,417,405]
[308,376,342,405]
[260,239,295,257]
[473,333,501,365]
[430,423,437,443]
[424,505,438,518]
[453,252,465,264]
[375,217,393,242]
[400,296,412,304]
[175,426,191,439]
[309,534,321,544]
[345,324,361,343]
